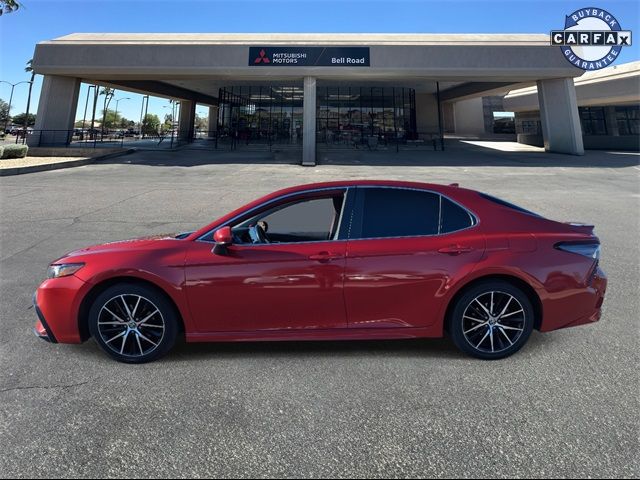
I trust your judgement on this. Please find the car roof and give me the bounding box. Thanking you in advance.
[269,180,465,196]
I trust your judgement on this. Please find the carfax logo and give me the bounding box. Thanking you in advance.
[551,7,632,70]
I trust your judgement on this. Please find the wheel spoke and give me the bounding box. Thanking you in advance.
[120,295,133,319]
[474,298,491,316]
[131,296,142,319]
[464,315,485,323]
[135,333,144,355]
[98,321,126,326]
[137,331,158,347]
[140,324,164,330]
[498,327,514,346]
[120,330,130,354]
[490,328,495,352]
[105,329,127,344]
[496,296,513,319]
[497,324,523,332]
[499,309,524,320]
[464,322,488,334]
[490,292,494,316]
[138,309,159,325]
[104,306,126,323]
[476,329,490,349]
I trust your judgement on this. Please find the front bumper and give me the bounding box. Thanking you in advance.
[33,274,88,344]
[33,292,57,343]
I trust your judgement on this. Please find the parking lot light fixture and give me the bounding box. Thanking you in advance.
[1,80,32,133]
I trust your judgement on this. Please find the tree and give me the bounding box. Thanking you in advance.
[24,59,36,131]
[195,113,208,131]
[101,108,123,130]
[0,0,20,15]
[0,99,9,126]
[141,113,160,135]
[11,112,36,127]
[99,87,115,134]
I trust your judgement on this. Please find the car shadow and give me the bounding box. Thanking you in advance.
[164,337,463,362]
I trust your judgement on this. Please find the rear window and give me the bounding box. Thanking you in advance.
[440,197,475,233]
[479,193,542,217]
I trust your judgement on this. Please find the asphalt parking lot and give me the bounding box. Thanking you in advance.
[1,144,638,478]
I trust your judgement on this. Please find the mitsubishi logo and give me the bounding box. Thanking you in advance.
[254,49,270,64]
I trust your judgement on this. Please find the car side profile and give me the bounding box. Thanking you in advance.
[33,180,607,363]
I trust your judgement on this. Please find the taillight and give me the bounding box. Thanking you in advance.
[555,242,600,260]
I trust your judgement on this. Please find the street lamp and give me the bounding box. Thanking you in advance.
[113,97,130,132]
[1,80,33,133]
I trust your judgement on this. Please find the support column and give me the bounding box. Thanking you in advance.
[208,105,218,138]
[28,75,81,147]
[537,78,584,155]
[178,100,196,142]
[302,77,317,166]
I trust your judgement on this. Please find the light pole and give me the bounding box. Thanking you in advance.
[81,85,96,140]
[1,80,32,133]
[113,97,130,131]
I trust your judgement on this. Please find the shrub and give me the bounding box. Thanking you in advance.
[1,144,28,159]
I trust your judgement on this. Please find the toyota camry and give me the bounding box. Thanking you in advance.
[33,180,607,363]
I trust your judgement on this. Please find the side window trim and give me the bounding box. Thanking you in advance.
[348,186,478,241]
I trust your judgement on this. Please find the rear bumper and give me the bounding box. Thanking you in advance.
[540,266,607,332]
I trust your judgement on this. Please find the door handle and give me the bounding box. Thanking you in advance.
[438,245,473,255]
[309,252,343,262]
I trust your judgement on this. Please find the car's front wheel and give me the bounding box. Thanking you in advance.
[449,280,534,360]
[88,283,178,363]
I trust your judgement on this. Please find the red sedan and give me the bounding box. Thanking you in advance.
[33,180,607,363]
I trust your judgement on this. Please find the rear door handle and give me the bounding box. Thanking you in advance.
[438,245,473,255]
[309,252,343,262]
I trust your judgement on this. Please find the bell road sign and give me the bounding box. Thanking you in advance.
[249,47,370,67]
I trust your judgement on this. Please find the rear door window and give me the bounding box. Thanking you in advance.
[353,188,440,239]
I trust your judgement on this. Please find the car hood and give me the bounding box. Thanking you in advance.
[55,234,181,262]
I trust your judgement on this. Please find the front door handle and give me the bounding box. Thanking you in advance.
[309,252,343,263]
[438,245,473,255]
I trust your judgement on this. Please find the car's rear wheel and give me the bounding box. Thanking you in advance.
[449,280,534,360]
[88,283,178,363]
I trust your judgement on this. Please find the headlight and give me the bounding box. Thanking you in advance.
[47,263,85,279]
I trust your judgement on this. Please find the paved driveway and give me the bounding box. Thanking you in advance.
[1,146,638,478]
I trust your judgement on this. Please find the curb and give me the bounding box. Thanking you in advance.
[0,148,137,176]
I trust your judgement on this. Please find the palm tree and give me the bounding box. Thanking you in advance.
[99,87,115,137]
[0,1,21,16]
[23,59,35,136]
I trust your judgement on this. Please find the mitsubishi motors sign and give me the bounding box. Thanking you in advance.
[249,46,370,66]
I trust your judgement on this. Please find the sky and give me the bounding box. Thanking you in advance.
[1,0,638,124]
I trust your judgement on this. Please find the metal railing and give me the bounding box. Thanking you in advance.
[5,129,187,150]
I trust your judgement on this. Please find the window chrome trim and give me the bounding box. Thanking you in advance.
[197,186,352,244]
[196,184,480,245]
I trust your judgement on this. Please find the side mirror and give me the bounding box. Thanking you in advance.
[213,226,233,255]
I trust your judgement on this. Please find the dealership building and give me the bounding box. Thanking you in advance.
[28,33,638,164]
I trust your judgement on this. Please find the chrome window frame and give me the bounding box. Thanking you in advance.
[197,184,479,246]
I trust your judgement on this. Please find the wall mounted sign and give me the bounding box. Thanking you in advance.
[249,47,370,67]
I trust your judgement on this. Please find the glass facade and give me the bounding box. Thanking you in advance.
[579,107,607,135]
[615,105,639,136]
[216,85,416,146]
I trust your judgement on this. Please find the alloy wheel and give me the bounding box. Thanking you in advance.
[97,294,166,358]
[461,290,526,354]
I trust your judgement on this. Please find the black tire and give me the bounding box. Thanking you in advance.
[88,283,178,364]
[449,280,534,360]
